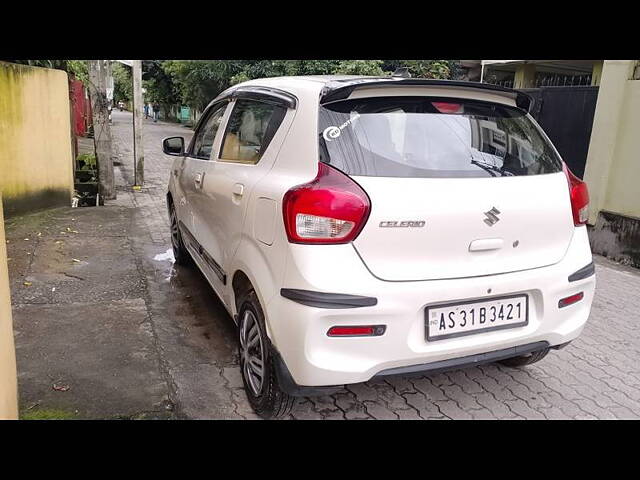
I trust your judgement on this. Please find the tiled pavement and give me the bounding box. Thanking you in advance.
[108,110,640,420]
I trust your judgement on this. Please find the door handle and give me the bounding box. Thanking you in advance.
[469,238,504,252]
[232,183,244,197]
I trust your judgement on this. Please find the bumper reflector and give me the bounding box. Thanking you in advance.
[558,292,584,308]
[327,325,386,337]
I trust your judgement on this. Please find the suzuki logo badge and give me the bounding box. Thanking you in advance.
[484,207,501,226]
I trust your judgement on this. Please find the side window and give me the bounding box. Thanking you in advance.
[219,99,286,164]
[190,103,227,159]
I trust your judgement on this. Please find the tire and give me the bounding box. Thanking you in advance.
[238,290,295,419]
[168,202,192,266]
[498,348,550,368]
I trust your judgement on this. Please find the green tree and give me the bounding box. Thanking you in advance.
[334,60,386,76]
[67,60,89,84]
[229,72,251,86]
[144,59,462,113]
[112,62,132,102]
[160,60,345,110]
[381,60,457,79]
[141,60,180,118]
[162,60,235,111]
[229,60,341,83]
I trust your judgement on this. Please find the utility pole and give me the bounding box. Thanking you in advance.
[87,60,116,199]
[104,60,114,125]
[132,60,144,186]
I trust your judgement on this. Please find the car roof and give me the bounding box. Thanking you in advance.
[213,75,532,112]
[241,75,373,85]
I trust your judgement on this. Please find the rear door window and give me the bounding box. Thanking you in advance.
[219,99,286,164]
[319,97,562,178]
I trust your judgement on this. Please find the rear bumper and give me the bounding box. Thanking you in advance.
[265,227,595,387]
[274,340,555,396]
[373,340,551,378]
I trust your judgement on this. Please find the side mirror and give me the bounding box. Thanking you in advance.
[163,136,185,156]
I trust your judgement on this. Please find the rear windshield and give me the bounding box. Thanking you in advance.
[318,96,563,178]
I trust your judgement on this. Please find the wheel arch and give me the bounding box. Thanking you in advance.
[229,236,284,340]
[231,266,277,341]
[232,270,253,316]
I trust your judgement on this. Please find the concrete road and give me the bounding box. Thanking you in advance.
[8,109,640,419]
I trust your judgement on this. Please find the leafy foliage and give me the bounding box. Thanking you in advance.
[142,60,179,106]
[112,62,132,102]
[333,60,385,76]
[147,59,457,112]
[67,60,89,84]
[160,60,232,111]
[381,60,460,79]
[76,153,97,170]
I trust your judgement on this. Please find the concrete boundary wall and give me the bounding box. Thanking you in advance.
[584,60,639,222]
[584,60,640,267]
[0,195,18,419]
[0,62,74,218]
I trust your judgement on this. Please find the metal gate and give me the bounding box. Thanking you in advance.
[519,86,599,178]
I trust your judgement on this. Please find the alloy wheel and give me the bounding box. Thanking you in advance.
[170,207,180,255]
[239,310,265,396]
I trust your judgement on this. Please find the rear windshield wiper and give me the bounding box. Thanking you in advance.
[471,159,514,177]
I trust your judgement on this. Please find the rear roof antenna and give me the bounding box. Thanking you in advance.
[392,67,411,78]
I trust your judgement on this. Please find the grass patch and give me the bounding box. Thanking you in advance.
[20,408,77,420]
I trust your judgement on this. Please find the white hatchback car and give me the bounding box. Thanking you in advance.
[163,75,595,418]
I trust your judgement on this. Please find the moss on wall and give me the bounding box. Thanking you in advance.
[1,188,71,217]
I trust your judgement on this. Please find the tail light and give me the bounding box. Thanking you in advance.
[563,163,589,226]
[283,163,371,244]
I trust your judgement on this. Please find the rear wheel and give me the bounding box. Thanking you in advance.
[238,290,295,419]
[169,202,192,266]
[498,348,550,368]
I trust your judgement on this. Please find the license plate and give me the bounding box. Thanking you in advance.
[425,294,528,341]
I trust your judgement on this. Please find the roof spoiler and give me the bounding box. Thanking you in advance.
[319,78,533,112]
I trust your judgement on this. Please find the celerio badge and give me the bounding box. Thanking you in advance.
[379,221,425,228]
